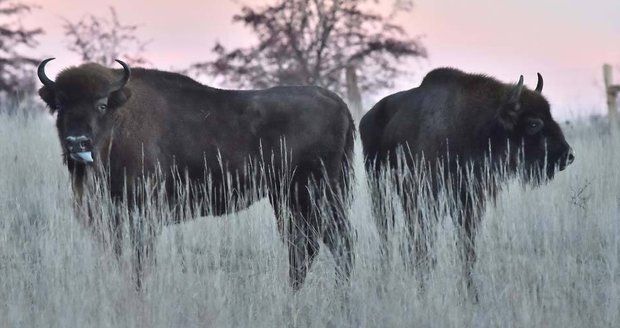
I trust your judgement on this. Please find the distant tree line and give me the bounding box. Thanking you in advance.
[0,2,149,108]
[0,0,426,119]
[0,0,42,97]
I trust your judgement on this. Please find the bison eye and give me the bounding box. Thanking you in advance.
[97,103,108,113]
[525,118,544,135]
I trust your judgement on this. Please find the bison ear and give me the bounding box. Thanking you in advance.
[108,87,132,109]
[497,75,524,131]
[38,86,57,112]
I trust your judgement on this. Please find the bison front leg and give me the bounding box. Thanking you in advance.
[129,214,158,290]
[459,202,480,301]
[402,193,432,274]
[111,210,123,261]
[73,181,124,266]
[367,170,394,268]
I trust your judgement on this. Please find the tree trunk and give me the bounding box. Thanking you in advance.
[346,65,363,122]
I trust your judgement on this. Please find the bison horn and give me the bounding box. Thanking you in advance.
[37,58,56,88]
[535,73,543,93]
[508,75,525,103]
[109,59,131,92]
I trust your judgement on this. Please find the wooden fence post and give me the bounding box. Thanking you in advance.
[603,64,619,124]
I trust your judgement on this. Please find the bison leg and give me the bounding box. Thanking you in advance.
[288,215,320,290]
[459,203,479,301]
[75,194,125,265]
[401,190,433,274]
[267,181,287,242]
[111,210,124,261]
[268,179,320,291]
[463,218,478,301]
[290,178,322,291]
[129,215,157,290]
[322,200,353,286]
[317,153,354,288]
[368,171,394,268]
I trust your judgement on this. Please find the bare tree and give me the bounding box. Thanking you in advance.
[189,0,427,119]
[0,0,42,96]
[63,7,149,66]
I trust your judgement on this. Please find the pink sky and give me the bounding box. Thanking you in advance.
[26,0,620,118]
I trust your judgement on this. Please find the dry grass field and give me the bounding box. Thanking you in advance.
[1,106,618,327]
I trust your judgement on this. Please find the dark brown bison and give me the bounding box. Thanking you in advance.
[360,67,573,293]
[37,58,354,290]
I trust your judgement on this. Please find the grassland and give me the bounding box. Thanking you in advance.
[0,108,618,327]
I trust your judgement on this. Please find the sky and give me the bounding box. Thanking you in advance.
[23,0,620,118]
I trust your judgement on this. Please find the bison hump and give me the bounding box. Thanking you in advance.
[420,67,468,87]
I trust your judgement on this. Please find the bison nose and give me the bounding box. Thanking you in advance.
[66,135,94,164]
[566,148,575,166]
[558,147,574,171]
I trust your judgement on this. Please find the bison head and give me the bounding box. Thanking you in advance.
[37,58,131,165]
[494,74,574,180]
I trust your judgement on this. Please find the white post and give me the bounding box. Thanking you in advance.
[603,64,618,124]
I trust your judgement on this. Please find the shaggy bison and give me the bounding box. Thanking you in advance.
[37,58,354,290]
[360,68,573,293]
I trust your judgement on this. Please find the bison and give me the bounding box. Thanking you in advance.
[360,67,573,294]
[37,58,355,290]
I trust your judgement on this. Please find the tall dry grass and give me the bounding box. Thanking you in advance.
[0,108,618,327]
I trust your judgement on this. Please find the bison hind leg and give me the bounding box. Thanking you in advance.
[268,178,321,291]
[319,162,354,288]
[322,201,354,286]
[288,216,321,291]
[269,159,354,291]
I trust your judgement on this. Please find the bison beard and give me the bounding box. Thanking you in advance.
[360,67,573,298]
[37,58,355,291]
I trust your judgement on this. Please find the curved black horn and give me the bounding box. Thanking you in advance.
[109,59,131,92]
[508,75,525,103]
[37,58,56,88]
[535,72,543,93]
[516,75,524,89]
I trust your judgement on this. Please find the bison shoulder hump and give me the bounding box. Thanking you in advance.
[421,67,467,86]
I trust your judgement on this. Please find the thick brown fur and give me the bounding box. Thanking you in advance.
[39,61,355,290]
